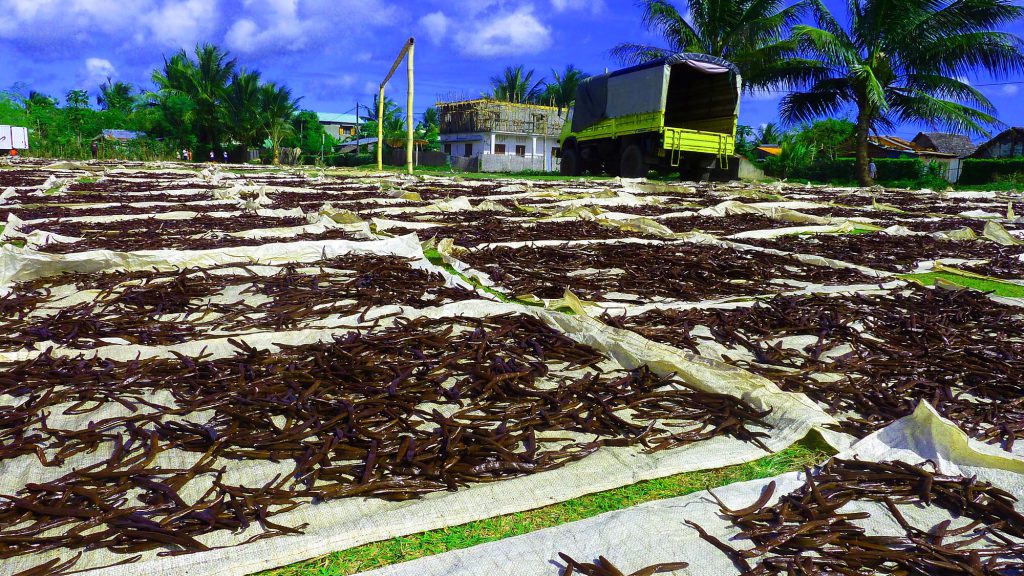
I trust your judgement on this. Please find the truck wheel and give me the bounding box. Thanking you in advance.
[619,144,646,178]
[560,148,581,176]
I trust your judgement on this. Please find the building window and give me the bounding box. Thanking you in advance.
[494,143,506,155]
[551,147,560,158]
[444,143,452,155]
[515,145,526,157]
[464,143,473,157]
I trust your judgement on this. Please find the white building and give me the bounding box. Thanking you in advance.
[437,99,563,172]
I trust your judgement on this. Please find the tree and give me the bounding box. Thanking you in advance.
[97,79,135,114]
[781,0,1024,186]
[755,122,784,145]
[611,0,810,90]
[153,43,237,152]
[792,119,855,161]
[65,89,89,109]
[285,110,337,162]
[224,69,264,149]
[360,95,406,148]
[258,82,300,164]
[417,106,440,151]
[488,65,545,104]
[541,65,588,116]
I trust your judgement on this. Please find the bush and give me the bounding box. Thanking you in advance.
[959,158,1024,185]
[761,156,926,184]
[328,153,374,167]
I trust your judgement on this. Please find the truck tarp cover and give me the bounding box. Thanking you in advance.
[571,53,738,133]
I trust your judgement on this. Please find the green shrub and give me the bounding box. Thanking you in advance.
[329,153,374,167]
[959,158,1024,185]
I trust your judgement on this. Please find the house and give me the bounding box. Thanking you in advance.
[95,129,143,141]
[912,132,976,158]
[862,135,963,183]
[754,144,781,160]
[971,127,1024,159]
[316,113,364,140]
[436,99,564,172]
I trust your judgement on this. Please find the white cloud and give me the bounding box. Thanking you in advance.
[1000,84,1020,97]
[82,57,117,88]
[454,5,551,57]
[551,0,605,14]
[419,11,449,44]
[354,51,373,62]
[225,0,401,55]
[144,0,218,48]
[0,0,218,50]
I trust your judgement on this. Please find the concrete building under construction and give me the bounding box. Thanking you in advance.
[436,99,564,172]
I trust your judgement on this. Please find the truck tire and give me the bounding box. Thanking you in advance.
[619,144,646,178]
[560,148,581,176]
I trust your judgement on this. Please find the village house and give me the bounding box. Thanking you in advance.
[436,99,564,172]
[862,135,965,182]
[971,127,1024,159]
[316,112,363,141]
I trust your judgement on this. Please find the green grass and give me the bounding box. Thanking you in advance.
[256,439,830,576]
[76,177,97,184]
[900,270,1024,297]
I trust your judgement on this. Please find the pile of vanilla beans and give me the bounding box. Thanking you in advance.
[0,254,478,350]
[0,313,772,572]
[608,286,1024,446]
[742,233,1024,273]
[384,216,655,248]
[463,242,877,301]
[563,458,1024,575]
[694,458,1024,574]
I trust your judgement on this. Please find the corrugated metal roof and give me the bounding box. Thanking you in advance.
[317,112,363,124]
[100,129,143,140]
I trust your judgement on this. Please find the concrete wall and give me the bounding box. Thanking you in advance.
[441,131,562,172]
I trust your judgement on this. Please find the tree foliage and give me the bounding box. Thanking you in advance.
[780,0,1024,185]
[489,65,546,104]
[612,0,811,90]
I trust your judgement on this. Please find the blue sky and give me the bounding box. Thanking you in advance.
[1,0,1022,142]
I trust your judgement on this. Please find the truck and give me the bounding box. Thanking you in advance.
[559,53,741,180]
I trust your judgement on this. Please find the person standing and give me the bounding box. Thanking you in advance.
[90,140,99,160]
[869,161,878,181]
[223,150,229,163]
[209,150,215,162]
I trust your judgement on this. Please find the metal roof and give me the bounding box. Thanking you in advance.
[99,129,143,141]
[316,112,364,124]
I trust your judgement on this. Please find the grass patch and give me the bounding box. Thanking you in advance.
[76,177,97,184]
[900,271,1024,298]
[257,439,831,576]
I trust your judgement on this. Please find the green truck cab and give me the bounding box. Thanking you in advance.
[559,53,742,180]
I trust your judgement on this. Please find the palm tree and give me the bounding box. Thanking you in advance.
[153,43,237,151]
[781,0,1024,185]
[225,69,264,150]
[488,65,545,104]
[361,95,406,146]
[541,65,588,116]
[97,78,135,113]
[611,0,810,90]
[258,82,300,164]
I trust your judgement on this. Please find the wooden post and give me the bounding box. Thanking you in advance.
[406,41,415,175]
[376,37,415,172]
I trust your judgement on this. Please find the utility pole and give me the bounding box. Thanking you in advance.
[355,102,360,155]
